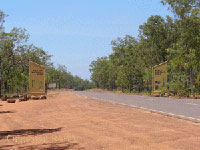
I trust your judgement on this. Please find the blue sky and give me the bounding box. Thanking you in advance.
[1,0,173,79]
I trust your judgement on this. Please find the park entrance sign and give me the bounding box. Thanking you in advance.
[152,61,167,93]
[29,61,45,96]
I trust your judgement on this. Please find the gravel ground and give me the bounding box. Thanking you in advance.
[0,90,200,150]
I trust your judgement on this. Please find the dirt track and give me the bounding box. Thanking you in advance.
[0,90,200,150]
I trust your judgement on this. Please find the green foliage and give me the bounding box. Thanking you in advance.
[0,10,94,96]
[46,65,95,91]
[90,0,200,95]
[89,56,109,89]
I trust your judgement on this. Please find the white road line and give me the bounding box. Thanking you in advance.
[167,113,175,116]
[186,103,199,106]
[177,115,186,118]
[187,117,197,120]
[77,94,200,123]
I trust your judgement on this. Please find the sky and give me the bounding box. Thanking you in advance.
[1,0,173,80]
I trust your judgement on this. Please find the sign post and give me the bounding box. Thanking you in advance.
[29,61,46,96]
[152,61,167,93]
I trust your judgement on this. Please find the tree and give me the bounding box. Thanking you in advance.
[0,10,93,96]
[162,0,200,95]
[89,56,109,89]
[89,0,200,96]
[161,0,200,19]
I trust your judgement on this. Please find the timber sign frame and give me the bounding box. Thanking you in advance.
[152,61,168,93]
[29,61,46,96]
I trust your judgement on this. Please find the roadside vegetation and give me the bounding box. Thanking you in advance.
[0,10,95,97]
[90,0,200,97]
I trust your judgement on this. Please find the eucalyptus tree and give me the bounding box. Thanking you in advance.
[162,0,200,95]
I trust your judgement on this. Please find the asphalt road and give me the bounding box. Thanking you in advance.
[74,91,200,123]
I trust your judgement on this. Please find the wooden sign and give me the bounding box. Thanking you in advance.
[29,61,45,96]
[48,83,56,89]
[152,61,167,93]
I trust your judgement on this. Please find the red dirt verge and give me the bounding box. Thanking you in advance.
[0,89,200,150]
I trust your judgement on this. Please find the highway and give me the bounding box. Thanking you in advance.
[74,91,200,123]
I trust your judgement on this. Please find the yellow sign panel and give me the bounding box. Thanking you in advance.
[152,61,167,92]
[29,61,45,96]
